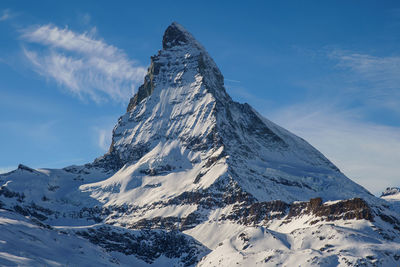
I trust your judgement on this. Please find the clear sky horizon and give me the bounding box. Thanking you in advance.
[0,1,399,195]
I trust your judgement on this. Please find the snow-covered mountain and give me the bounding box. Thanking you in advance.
[1,22,400,266]
[381,187,400,214]
[381,187,400,201]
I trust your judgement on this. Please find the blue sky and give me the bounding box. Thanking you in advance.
[0,1,399,195]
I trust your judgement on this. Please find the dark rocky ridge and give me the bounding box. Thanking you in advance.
[223,197,375,226]
[126,59,158,112]
[162,22,192,49]
[76,226,209,266]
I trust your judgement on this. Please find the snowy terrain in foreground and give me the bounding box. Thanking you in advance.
[1,22,399,266]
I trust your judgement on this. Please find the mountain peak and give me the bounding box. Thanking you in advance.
[162,22,200,49]
[106,22,372,205]
[126,22,225,113]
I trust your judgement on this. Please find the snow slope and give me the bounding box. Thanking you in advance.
[0,209,145,266]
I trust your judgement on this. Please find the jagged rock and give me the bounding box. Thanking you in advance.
[17,164,35,172]
[76,226,209,266]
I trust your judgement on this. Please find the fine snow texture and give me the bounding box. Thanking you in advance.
[1,22,399,266]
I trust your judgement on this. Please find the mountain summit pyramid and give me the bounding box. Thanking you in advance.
[93,21,371,204]
[1,22,400,266]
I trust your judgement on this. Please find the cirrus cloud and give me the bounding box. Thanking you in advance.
[21,24,147,103]
[329,50,400,113]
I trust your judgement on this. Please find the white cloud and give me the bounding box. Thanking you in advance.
[269,103,400,196]
[21,24,147,103]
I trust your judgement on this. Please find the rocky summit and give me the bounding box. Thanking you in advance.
[0,22,400,266]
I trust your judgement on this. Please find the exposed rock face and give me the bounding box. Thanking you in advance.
[126,60,157,112]
[163,22,193,49]
[1,22,400,266]
[290,197,374,222]
[220,197,374,227]
[76,226,209,266]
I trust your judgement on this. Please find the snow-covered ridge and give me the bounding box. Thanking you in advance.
[1,22,400,266]
[381,187,400,214]
[381,187,400,198]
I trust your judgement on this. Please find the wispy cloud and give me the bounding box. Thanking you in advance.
[225,78,241,83]
[329,50,400,112]
[0,9,15,22]
[21,24,147,103]
[269,103,400,195]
